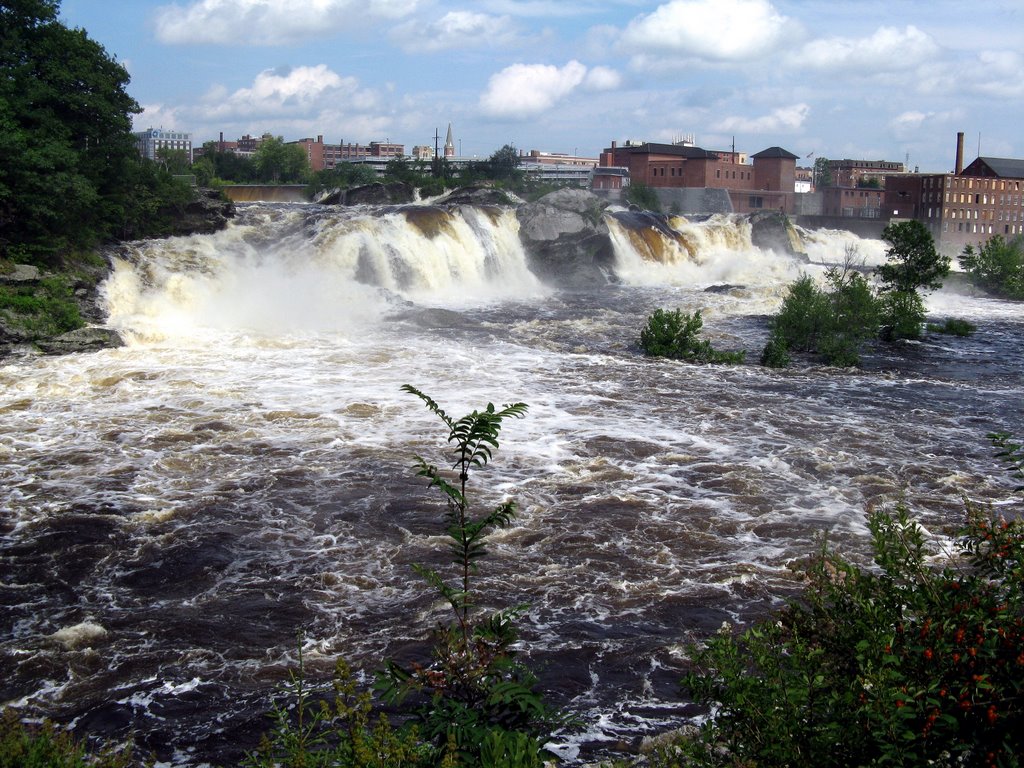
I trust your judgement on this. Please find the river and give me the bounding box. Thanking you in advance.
[1,202,1022,764]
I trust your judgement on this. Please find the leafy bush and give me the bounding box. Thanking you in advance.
[671,489,1024,768]
[960,235,1024,300]
[640,309,745,364]
[626,182,661,212]
[245,651,430,768]
[759,335,790,368]
[0,710,132,768]
[764,264,879,367]
[880,289,927,341]
[376,386,568,767]
[928,318,977,337]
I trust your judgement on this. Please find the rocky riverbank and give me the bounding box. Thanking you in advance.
[0,188,234,359]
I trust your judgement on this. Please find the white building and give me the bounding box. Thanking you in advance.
[133,127,192,162]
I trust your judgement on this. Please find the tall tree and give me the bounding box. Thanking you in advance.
[487,144,521,182]
[0,0,141,260]
[813,156,833,188]
[253,136,309,183]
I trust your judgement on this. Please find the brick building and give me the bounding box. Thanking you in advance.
[596,140,798,212]
[287,137,405,171]
[884,134,1024,255]
[827,158,904,188]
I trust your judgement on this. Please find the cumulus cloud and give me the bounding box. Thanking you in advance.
[479,60,589,119]
[888,108,964,140]
[620,0,797,66]
[200,65,377,121]
[799,25,939,71]
[584,66,622,91]
[714,103,810,133]
[391,11,519,53]
[154,0,420,45]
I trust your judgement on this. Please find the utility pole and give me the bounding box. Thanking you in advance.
[433,127,441,178]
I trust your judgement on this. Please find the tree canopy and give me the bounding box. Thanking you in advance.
[1,0,143,260]
[878,220,950,294]
[253,136,310,183]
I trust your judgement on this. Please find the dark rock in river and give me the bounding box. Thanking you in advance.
[159,188,235,238]
[36,327,125,355]
[434,184,516,207]
[322,182,415,206]
[749,211,807,260]
[516,189,616,288]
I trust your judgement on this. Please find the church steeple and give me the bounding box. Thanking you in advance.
[444,123,455,158]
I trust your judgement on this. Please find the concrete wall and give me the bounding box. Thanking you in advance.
[794,215,887,239]
[654,187,734,214]
[222,185,308,202]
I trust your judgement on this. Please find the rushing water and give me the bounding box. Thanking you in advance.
[1,203,1022,765]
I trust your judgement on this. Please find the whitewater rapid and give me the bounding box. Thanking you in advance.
[1,203,1021,764]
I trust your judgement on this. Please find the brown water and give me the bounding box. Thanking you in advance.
[1,204,1021,764]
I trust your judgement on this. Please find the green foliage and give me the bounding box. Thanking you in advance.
[878,220,950,295]
[486,145,522,183]
[625,182,661,212]
[198,142,257,183]
[764,263,880,367]
[376,387,567,767]
[674,494,1024,768]
[254,136,310,184]
[0,709,132,768]
[309,163,379,198]
[246,648,431,768]
[813,157,833,188]
[639,309,746,364]
[880,289,927,341]
[960,235,1024,300]
[0,0,141,259]
[759,335,790,368]
[0,276,83,339]
[927,317,977,337]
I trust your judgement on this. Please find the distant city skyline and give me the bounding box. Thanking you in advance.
[61,0,1024,171]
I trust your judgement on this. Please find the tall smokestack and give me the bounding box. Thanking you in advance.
[955,131,964,174]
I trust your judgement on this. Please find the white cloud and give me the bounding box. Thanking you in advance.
[584,66,622,91]
[133,104,182,131]
[799,25,939,71]
[199,65,377,121]
[392,11,519,53]
[620,0,797,66]
[154,0,420,46]
[479,60,589,119]
[888,108,964,141]
[714,103,810,133]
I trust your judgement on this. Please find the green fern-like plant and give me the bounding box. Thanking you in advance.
[377,386,568,767]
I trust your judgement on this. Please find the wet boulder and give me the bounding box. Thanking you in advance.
[749,210,807,259]
[328,182,415,206]
[516,189,617,288]
[36,326,125,355]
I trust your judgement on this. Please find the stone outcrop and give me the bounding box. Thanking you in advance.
[35,326,125,355]
[515,189,616,288]
[434,184,516,207]
[162,188,235,237]
[320,182,415,206]
[749,211,807,259]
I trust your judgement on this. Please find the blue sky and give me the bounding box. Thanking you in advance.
[60,0,1024,170]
